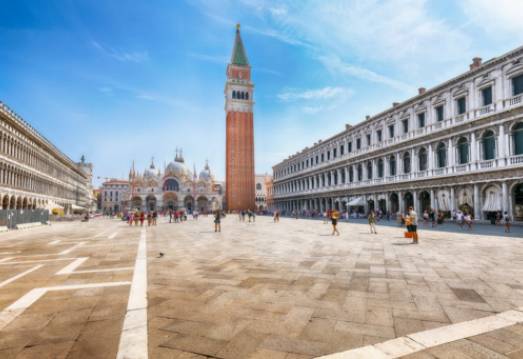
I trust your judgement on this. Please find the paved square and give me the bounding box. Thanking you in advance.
[0,217,522,358]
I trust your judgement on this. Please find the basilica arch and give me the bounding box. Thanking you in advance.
[184,195,194,213]
[163,192,177,211]
[131,196,142,210]
[145,195,157,211]
[197,196,209,213]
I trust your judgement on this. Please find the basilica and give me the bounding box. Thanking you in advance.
[127,150,224,213]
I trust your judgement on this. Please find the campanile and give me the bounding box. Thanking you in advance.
[225,24,255,211]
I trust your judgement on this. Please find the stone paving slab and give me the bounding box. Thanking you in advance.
[0,216,522,358]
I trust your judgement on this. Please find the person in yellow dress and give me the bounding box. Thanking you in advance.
[331,209,340,236]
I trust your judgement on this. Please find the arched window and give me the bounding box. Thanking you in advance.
[163,178,179,191]
[457,137,469,164]
[482,130,496,160]
[389,156,396,176]
[367,161,372,179]
[357,164,362,181]
[377,159,384,178]
[349,166,354,182]
[240,92,245,100]
[418,148,427,171]
[246,92,249,100]
[256,183,262,190]
[512,123,523,155]
[436,142,447,168]
[403,152,411,173]
[232,91,236,99]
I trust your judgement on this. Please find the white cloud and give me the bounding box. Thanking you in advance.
[461,0,523,35]
[318,55,414,93]
[91,40,149,63]
[278,86,353,102]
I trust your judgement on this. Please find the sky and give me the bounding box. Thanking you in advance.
[1,0,523,186]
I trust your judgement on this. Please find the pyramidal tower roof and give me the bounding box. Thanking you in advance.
[230,24,249,66]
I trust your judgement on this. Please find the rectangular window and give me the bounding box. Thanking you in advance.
[366,134,371,146]
[321,154,324,162]
[333,148,337,158]
[356,138,361,150]
[388,125,395,138]
[340,145,344,155]
[316,155,319,164]
[377,130,382,142]
[456,97,466,114]
[481,86,492,106]
[513,74,523,96]
[417,112,425,128]
[327,151,330,160]
[348,142,352,152]
[436,105,444,122]
[402,119,409,133]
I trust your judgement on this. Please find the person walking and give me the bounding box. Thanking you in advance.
[331,209,340,236]
[214,210,221,232]
[273,210,280,223]
[407,206,419,244]
[152,211,157,225]
[147,212,152,226]
[368,209,378,234]
[464,212,472,230]
[504,211,512,233]
[139,211,145,227]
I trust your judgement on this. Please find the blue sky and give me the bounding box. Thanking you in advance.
[1,0,523,185]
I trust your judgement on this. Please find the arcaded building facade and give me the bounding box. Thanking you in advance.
[0,101,92,212]
[273,46,523,222]
[225,24,255,211]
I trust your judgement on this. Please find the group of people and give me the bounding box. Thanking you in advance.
[238,210,256,223]
[128,211,158,226]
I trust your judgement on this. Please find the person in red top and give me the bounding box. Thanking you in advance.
[139,211,145,226]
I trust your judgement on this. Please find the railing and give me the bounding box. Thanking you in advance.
[455,163,468,172]
[398,174,410,180]
[510,154,523,165]
[415,171,427,178]
[455,113,466,123]
[477,104,494,116]
[433,168,445,176]
[506,94,522,107]
[480,160,494,169]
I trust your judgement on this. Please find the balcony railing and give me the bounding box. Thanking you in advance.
[455,163,468,172]
[506,94,522,107]
[477,104,494,116]
[479,159,494,169]
[510,154,523,165]
[433,168,445,176]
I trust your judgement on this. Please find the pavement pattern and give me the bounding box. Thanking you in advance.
[0,216,522,358]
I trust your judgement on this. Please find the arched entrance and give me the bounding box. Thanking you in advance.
[404,192,414,212]
[378,199,386,213]
[16,197,22,209]
[482,185,501,222]
[2,195,8,210]
[368,199,375,212]
[22,197,28,209]
[131,196,142,210]
[513,183,523,221]
[145,195,156,211]
[197,196,209,213]
[419,191,431,212]
[390,193,399,214]
[163,192,177,211]
[457,188,473,216]
[184,195,194,213]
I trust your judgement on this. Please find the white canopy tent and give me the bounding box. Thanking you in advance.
[348,197,365,206]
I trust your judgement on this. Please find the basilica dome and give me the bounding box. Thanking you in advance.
[199,161,212,181]
[165,161,190,178]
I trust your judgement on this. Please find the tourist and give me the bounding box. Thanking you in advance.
[407,206,418,244]
[456,211,464,228]
[504,211,512,233]
[152,211,157,225]
[214,209,221,232]
[331,209,340,236]
[134,211,139,226]
[128,212,134,226]
[139,211,145,226]
[273,210,280,223]
[368,209,377,234]
[147,212,152,226]
[464,212,472,230]
[429,208,436,227]
[423,210,429,226]
[247,210,253,223]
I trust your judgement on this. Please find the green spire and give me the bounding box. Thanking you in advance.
[231,23,249,66]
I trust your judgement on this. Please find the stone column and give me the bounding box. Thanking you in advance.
[498,124,506,162]
[448,138,454,171]
[413,190,420,212]
[502,181,508,214]
[470,132,477,169]
[344,167,349,184]
[398,191,404,214]
[430,188,436,210]
[474,183,481,220]
[450,187,456,213]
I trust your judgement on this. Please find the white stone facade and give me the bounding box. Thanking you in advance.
[101,179,130,214]
[273,46,523,222]
[127,152,224,213]
[0,101,92,212]
[255,174,272,210]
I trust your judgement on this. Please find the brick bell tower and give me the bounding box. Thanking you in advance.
[225,24,255,211]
